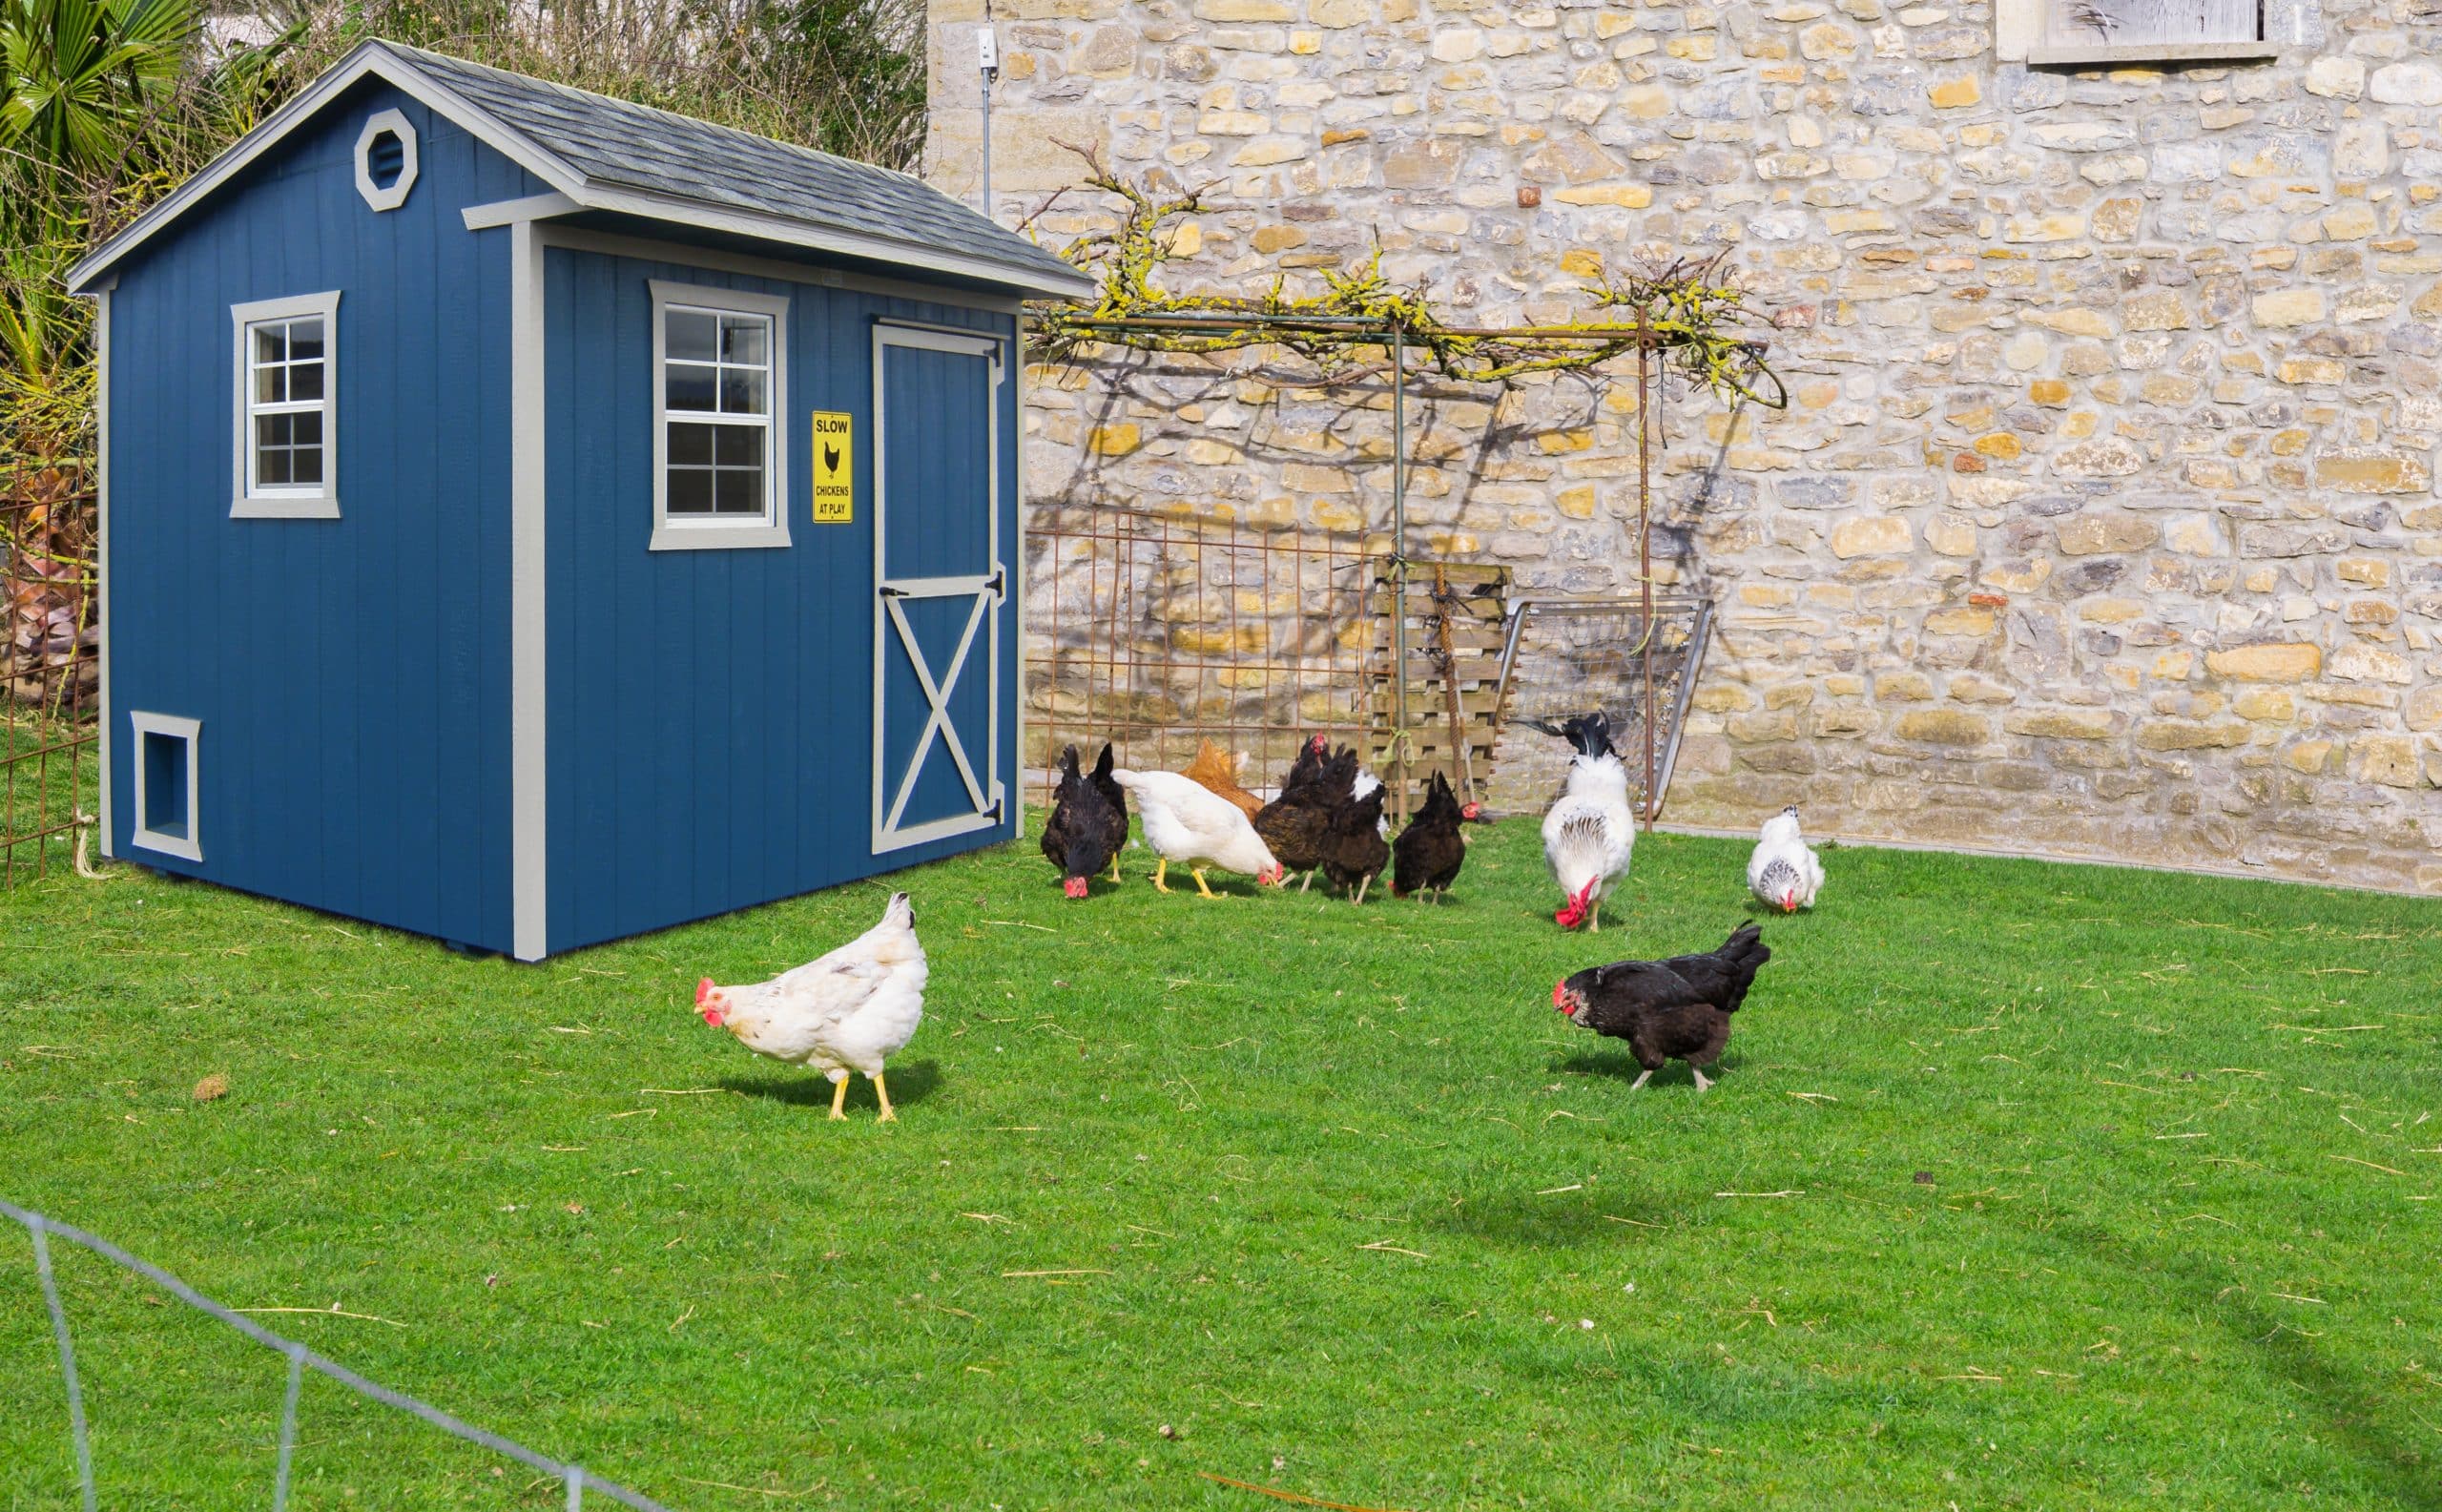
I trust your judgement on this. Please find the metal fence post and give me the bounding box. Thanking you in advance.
[568,1464,586,1510]
[30,1214,99,1512]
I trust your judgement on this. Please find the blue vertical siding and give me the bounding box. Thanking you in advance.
[544,240,1018,952]
[105,80,539,952]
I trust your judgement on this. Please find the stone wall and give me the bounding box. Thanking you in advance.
[926,0,2442,895]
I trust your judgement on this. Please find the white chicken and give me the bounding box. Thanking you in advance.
[1747,805,1825,914]
[1538,712,1636,932]
[1109,768,1287,897]
[695,892,927,1121]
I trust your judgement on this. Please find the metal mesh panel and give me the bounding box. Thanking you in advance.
[1488,594,1712,820]
[1022,507,1386,806]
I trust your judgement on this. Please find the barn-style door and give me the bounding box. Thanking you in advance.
[872,325,1006,853]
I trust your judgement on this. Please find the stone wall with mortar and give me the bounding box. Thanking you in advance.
[927,0,2442,895]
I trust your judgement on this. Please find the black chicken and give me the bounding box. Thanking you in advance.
[1254,735,1357,891]
[1318,784,1390,902]
[1042,746,1128,898]
[1390,772,1482,902]
[1552,922,1771,1091]
[1086,742,1128,883]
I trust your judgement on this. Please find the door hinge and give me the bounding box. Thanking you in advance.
[986,567,1005,599]
[880,585,907,598]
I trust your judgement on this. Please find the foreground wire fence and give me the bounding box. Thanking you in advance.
[6,1197,674,1511]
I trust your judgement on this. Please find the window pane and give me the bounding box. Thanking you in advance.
[293,411,322,445]
[292,446,322,485]
[289,362,323,402]
[719,317,767,365]
[254,325,287,364]
[666,362,717,411]
[666,467,714,514]
[665,310,718,362]
[259,446,292,486]
[258,413,292,447]
[258,365,288,404]
[714,466,765,516]
[669,422,714,466]
[288,320,324,361]
[719,368,766,416]
[713,423,763,466]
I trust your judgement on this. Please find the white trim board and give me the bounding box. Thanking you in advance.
[510,218,548,961]
[66,41,1095,300]
[535,224,1025,314]
[870,323,1007,855]
[95,284,114,856]
[647,279,793,552]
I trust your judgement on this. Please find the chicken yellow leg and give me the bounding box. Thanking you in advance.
[1107,853,1123,883]
[1191,867,1218,899]
[828,1074,850,1121]
[1151,858,1171,893]
[873,1072,897,1122]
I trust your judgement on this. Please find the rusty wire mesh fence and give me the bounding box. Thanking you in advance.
[2,446,99,885]
[1021,507,1387,811]
[1488,593,1713,821]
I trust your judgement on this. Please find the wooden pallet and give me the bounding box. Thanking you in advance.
[1366,563,1512,822]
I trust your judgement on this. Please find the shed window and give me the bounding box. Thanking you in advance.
[650,280,792,550]
[2004,0,2275,62]
[230,291,341,519]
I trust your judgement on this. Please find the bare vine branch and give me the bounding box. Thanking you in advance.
[1024,151,1786,406]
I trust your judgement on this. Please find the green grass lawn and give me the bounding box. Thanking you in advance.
[2,819,2438,1510]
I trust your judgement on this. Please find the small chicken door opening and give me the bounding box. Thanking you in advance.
[871,325,1005,853]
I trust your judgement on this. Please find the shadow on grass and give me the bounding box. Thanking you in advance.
[1554,1049,1733,1088]
[2022,1212,2441,1510]
[1429,1187,1687,1249]
[718,1059,943,1114]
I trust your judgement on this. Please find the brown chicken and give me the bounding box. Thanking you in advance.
[1254,735,1356,891]
[1180,738,1264,821]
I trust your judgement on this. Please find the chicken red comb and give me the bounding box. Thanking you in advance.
[1552,980,1567,1007]
[694,977,714,1005]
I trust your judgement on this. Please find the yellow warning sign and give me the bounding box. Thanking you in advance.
[812,411,853,523]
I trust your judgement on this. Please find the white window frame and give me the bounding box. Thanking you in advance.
[128,711,202,862]
[354,108,419,212]
[649,279,792,551]
[231,290,341,519]
[1997,0,2277,63]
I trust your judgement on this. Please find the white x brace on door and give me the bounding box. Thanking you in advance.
[871,323,1006,853]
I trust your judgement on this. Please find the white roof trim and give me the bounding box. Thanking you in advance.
[68,40,1098,301]
[69,42,585,292]
[573,183,1096,300]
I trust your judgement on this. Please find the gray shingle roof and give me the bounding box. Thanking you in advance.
[390,41,1086,293]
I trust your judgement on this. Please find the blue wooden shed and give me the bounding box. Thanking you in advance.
[67,41,1094,960]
